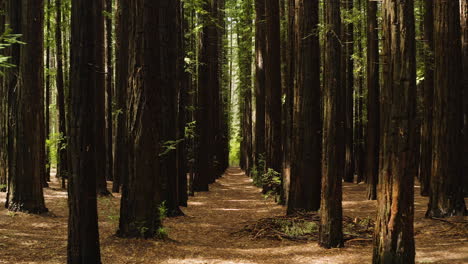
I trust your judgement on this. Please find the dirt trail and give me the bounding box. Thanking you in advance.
[0,167,467,264]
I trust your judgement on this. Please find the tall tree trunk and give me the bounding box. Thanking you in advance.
[343,0,355,183]
[254,0,266,181]
[365,0,380,200]
[373,1,416,263]
[264,0,282,179]
[319,0,343,249]
[94,0,111,196]
[112,0,128,193]
[0,0,7,191]
[55,0,68,187]
[45,0,51,183]
[420,0,434,197]
[194,0,219,191]
[68,0,102,261]
[287,0,321,214]
[239,0,253,176]
[460,0,468,197]
[5,0,48,214]
[105,0,113,183]
[118,0,176,238]
[426,0,467,217]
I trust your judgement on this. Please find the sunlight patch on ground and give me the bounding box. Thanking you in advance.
[161,258,256,264]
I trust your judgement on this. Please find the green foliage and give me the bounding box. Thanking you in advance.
[0,184,6,192]
[0,26,25,71]
[158,201,168,222]
[46,132,67,167]
[262,168,282,200]
[159,139,184,157]
[251,154,265,187]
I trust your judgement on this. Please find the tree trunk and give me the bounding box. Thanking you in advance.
[45,0,51,183]
[460,0,468,197]
[112,0,129,193]
[343,0,355,183]
[118,0,176,238]
[373,1,416,263]
[55,0,68,186]
[365,0,380,200]
[254,0,266,181]
[94,0,111,196]
[0,0,7,191]
[105,0,113,184]
[287,0,321,214]
[68,0,102,261]
[319,0,343,249]
[5,0,48,214]
[426,0,467,217]
[419,0,434,197]
[264,0,282,178]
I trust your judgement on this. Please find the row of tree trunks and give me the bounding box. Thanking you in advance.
[5,0,48,214]
[287,0,321,214]
[373,0,416,262]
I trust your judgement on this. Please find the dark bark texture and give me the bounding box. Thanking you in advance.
[319,0,343,249]
[426,0,467,217]
[365,0,380,200]
[5,0,48,214]
[68,0,103,261]
[287,0,321,214]
[373,1,416,263]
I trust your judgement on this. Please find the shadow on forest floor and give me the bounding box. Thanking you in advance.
[0,167,467,263]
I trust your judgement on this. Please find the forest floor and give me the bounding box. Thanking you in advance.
[0,167,467,264]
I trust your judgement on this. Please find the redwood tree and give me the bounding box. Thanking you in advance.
[5,0,48,214]
[426,0,467,217]
[68,0,102,261]
[287,0,321,214]
[419,0,434,197]
[373,0,416,262]
[365,0,380,200]
[319,0,343,249]
[117,0,177,237]
[264,0,282,179]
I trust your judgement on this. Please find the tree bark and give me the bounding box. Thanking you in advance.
[287,0,321,214]
[112,0,128,193]
[373,1,416,263]
[105,0,113,184]
[365,0,380,200]
[68,0,102,261]
[460,0,468,197]
[254,0,266,179]
[55,0,68,186]
[117,0,176,238]
[319,0,343,249]
[343,0,355,184]
[5,0,48,214]
[264,0,282,178]
[419,0,434,197]
[94,0,111,196]
[426,0,467,217]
